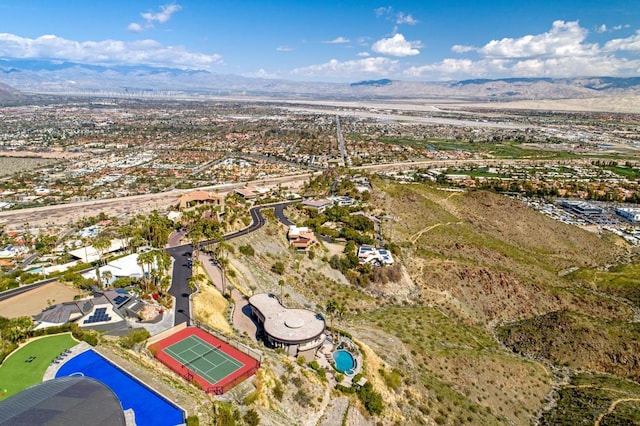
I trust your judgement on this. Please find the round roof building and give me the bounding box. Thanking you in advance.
[249,293,325,359]
[0,376,126,426]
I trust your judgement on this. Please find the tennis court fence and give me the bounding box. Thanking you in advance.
[195,322,263,364]
[206,364,260,395]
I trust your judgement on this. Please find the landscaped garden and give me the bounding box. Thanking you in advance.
[0,333,78,399]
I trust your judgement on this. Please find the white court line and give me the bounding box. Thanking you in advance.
[165,334,246,383]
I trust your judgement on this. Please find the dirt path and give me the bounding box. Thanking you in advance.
[409,221,463,244]
[197,253,258,340]
[595,397,640,425]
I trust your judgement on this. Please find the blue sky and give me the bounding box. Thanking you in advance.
[0,1,638,82]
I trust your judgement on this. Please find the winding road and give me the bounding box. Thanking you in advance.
[166,200,299,326]
[0,201,299,328]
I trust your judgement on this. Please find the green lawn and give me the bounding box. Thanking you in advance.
[0,333,78,399]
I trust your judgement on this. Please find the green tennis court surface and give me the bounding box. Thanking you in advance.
[163,335,245,385]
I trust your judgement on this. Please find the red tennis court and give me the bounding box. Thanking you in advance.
[149,326,259,394]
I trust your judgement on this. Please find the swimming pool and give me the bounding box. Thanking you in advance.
[333,350,355,374]
[56,350,184,426]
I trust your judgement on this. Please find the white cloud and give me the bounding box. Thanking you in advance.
[141,4,182,25]
[291,57,398,78]
[357,51,371,57]
[396,12,418,25]
[375,7,418,26]
[596,24,629,33]
[372,33,420,57]
[0,33,221,70]
[374,6,392,17]
[276,45,294,51]
[451,44,474,54]
[477,21,595,59]
[127,22,143,33]
[324,37,350,44]
[244,69,281,79]
[129,3,182,32]
[604,30,640,52]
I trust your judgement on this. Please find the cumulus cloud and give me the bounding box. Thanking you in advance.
[324,37,350,44]
[476,20,596,59]
[0,33,221,69]
[276,45,294,51]
[604,30,640,52]
[129,3,182,32]
[372,33,420,57]
[291,57,398,78]
[357,51,371,57]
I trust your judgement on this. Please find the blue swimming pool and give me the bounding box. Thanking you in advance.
[56,350,184,426]
[333,350,355,374]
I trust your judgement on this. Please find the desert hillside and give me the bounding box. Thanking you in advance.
[210,180,639,425]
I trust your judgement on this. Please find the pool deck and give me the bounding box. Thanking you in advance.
[315,337,363,387]
[43,341,92,381]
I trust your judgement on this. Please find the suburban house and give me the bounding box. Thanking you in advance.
[81,251,155,284]
[357,246,395,266]
[301,198,333,213]
[287,225,316,251]
[235,185,269,200]
[177,190,224,210]
[329,195,358,207]
[33,289,157,334]
[68,239,128,264]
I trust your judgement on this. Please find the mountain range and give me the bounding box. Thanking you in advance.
[1,58,640,100]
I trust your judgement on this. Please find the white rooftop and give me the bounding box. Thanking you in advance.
[249,294,325,343]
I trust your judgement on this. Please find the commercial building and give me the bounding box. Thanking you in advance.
[616,207,640,222]
[560,200,604,215]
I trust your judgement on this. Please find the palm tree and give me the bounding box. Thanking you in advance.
[326,300,337,343]
[102,270,113,287]
[335,302,346,343]
[137,250,156,293]
[149,250,171,289]
[92,236,112,289]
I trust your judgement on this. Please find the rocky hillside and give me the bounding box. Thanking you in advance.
[0,82,18,101]
[205,180,639,425]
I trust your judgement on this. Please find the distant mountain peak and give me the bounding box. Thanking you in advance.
[350,78,392,87]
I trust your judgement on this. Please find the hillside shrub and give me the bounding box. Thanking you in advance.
[239,244,255,256]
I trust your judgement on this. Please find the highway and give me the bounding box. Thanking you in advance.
[336,114,347,166]
[0,278,57,302]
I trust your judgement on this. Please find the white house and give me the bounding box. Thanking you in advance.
[357,246,394,266]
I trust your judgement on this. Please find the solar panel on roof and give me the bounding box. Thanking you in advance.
[113,295,129,305]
